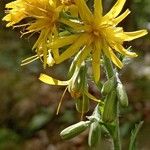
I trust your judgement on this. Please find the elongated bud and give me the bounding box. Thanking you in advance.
[101,76,115,95]
[88,122,101,147]
[60,121,90,140]
[102,90,117,123]
[116,82,128,107]
[76,94,89,113]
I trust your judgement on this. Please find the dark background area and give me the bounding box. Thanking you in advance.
[0,0,150,149]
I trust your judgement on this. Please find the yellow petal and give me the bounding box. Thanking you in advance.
[103,42,123,68]
[56,33,89,64]
[34,29,50,68]
[123,30,148,41]
[69,5,78,17]
[94,0,103,19]
[114,9,130,25]
[51,25,59,59]
[5,1,18,8]
[106,0,126,18]
[92,40,102,83]
[75,0,93,23]
[110,50,123,68]
[42,43,48,69]
[33,28,50,50]
[114,44,138,57]
[3,12,26,27]
[48,34,79,49]
[49,0,56,8]
[39,74,69,85]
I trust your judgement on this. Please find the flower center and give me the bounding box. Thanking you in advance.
[92,29,101,37]
[88,25,102,39]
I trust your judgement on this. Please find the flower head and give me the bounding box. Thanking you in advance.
[3,0,63,68]
[49,0,148,82]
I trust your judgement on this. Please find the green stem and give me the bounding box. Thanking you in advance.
[113,104,121,150]
[103,56,121,150]
[103,55,114,79]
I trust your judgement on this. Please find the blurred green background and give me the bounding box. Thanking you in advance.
[0,0,150,150]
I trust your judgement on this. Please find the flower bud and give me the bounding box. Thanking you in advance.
[60,121,90,140]
[76,94,89,113]
[101,76,115,95]
[116,82,128,107]
[102,90,117,123]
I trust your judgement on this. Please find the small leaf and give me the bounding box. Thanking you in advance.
[88,122,101,147]
[129,121,144,150]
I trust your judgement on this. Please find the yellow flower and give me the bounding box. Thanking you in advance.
[3,0,62,68]
[48,0,148,82]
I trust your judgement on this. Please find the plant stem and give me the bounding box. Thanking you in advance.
[103,55,121,150]
[103,55,114,79]
[112,104,121,150]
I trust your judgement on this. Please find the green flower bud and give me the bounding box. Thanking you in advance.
[101,76,115,95]
[116,82,128,107]
[76,94,89,113]
[60,121,90,140]
[102,90,117,123]
[88,121,101,147]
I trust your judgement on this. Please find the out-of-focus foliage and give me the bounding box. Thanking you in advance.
[0,0,150,150]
